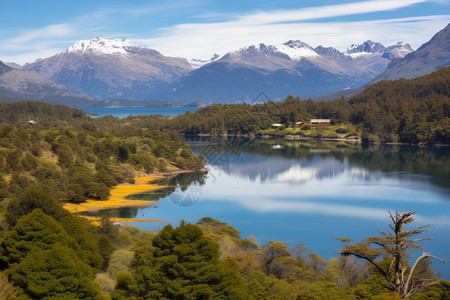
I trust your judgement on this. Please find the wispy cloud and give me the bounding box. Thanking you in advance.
[236,0,428,24]
[7,24,73,45]
[0,1,204,64]
[140,15,449,60]
[1,24,73,54]
[135,0,448,59]
[0,0,448,64]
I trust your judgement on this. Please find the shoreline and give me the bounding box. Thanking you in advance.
[150,168,209,177]
[64,168,209,223]
[63,174,166,214]
[193,133,449,146]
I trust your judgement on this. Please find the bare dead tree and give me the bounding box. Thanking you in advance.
[335,210,446,299]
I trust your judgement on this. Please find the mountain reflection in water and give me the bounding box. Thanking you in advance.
[82,136,450,278]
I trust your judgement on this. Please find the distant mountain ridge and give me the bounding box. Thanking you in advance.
[0,61,95,107]
[0,61,12,74]
[7,24,450,105]
[17,37,415,103]
[152,39,413,103]
[376,23,450,82]
[91,98,203,108]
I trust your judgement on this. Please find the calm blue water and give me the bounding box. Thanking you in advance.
[79,106,199,118]
[87,136,450,279]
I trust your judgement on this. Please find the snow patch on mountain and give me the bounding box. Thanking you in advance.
[346,40,413,59]
[225,41,318,61]
[277,40,319,61]
[229,44,280,57]
[189,54,221,68]
[67,37,140,55]
[385,42,413,58]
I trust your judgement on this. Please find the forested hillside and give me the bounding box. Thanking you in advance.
[0,101,448,298]
[0,102,204,209]
[0,102,206,298]
[146,67,449,144]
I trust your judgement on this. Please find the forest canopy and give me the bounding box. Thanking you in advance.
[139,67,449,144]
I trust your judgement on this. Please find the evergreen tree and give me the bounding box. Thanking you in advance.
[113,222,249,299]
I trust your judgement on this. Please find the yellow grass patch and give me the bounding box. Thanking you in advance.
[64,175,167,214]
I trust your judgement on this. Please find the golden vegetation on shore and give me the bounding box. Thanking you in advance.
[64,175,167,224]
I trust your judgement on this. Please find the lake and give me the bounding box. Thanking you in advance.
[79,106,199,118]
[84,136,450,279]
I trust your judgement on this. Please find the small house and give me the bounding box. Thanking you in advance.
[310,119,331,125]
[272,123,283,128]
[295,121,304,127]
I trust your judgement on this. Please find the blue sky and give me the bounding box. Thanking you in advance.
[1,0,449,65]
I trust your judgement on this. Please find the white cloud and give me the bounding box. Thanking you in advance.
[139,15,449,60]
[4,24,73,50]
[131,0,448,60]
[237,0,428,24]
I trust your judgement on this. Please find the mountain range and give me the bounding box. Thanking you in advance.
[21,38,413,104]
[0,61,95,106]
[153,40,413,103]
[321,23,450,100]
[1,23,449,106]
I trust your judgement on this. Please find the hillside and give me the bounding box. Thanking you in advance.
[376,23,450,81]
[156,67,450,144]
[0,101,88,125]
[0,61,96,107]
[0,61,12,74]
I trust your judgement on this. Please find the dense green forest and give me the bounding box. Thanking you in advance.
[0,102,205,210]
[0,69,449,298]
[0,102,206,298]
[132,67,448,144]
[1,207,449,299]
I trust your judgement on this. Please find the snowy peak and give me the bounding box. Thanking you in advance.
[228,43,280,57]
[347,40,386,54]
[277,40,318,60]
[189,54,221,69]
[345,40,413,59]
[67,37,141,55]
[385,42,413,58]
[386,42,413,51]
[225,40,318,61]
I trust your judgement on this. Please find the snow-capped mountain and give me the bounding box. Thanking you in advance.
[24,38,193,100]
[343,40,414,76]
[346,40,413,58]
[384,42,414,59]
[152,40,393,103]
[3,24,448,106]
[9,31,435,105]
[346,40,386,56]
